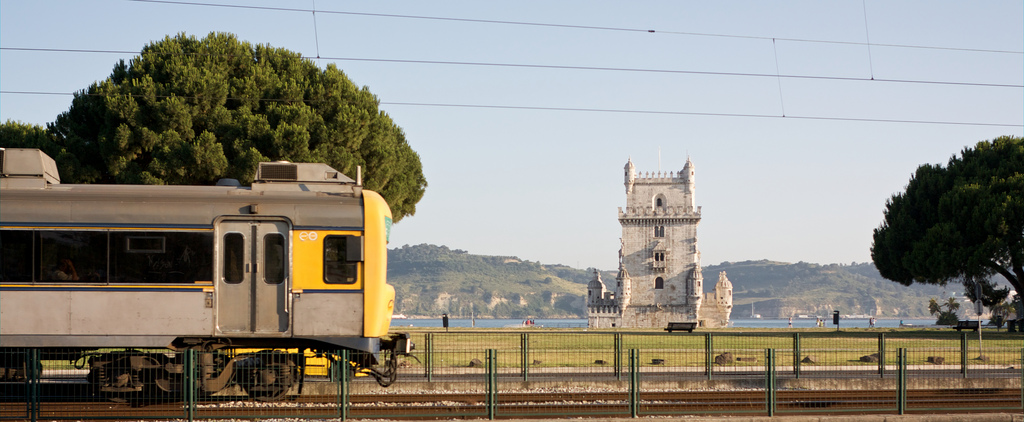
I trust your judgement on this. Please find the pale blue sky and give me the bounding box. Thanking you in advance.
[2,1,1022,270]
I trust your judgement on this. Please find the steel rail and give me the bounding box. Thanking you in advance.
[2,388,1019,419]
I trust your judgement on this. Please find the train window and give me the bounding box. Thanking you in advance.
[263,233,285,284]
[323,235,358,284]
[0,230,34,283]
[125,236,165,253]
[38,231,108,282]
[1,230,214,284]
[111,231,213,283]
[223,232,245,284]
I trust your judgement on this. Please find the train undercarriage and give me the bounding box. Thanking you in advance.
[84,348,302,401]
[1,333,411,402]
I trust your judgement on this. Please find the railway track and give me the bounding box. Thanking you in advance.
[3,388,1019,420]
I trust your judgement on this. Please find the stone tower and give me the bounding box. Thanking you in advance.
[587,157,732,328]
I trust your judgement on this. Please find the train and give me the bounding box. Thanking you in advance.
[0,148,410,400]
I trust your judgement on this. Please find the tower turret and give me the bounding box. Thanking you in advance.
[715,271,734,314]
[687,235,703,312]
[682,157,696,211]
[587,270,607,306]
[616,261,631,310]
[624,158,636,194]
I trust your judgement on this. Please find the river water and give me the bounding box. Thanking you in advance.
[391,317,937,329]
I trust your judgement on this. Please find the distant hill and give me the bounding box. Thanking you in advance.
[387,244,600,318]
[387,244,953,319]
[703,260,947,318]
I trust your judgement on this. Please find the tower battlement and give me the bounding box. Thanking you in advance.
[630,171,690,183]
[618,206,701,218]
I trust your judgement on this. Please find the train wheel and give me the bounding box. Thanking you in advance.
[236,351,298,401]
[0,351,39,382]
[87,351,169,402]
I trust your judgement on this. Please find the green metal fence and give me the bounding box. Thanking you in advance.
[409,330,1023,381]
[1,331,1021,420]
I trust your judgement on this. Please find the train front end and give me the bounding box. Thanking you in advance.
[360,189,396,340]
[357,189,410,385]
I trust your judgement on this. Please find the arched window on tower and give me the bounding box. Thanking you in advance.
[654,226,665,237]
[653,194,667,213]
[652,251,667,271]
[654,277,664,289]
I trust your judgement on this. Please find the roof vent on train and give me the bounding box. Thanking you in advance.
[255,162,356,184]
[0,148,61,188]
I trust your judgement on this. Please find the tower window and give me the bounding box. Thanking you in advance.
[653,194,667,211]
[653,252,665,262]
[654,277,664,289]
[654,226,665,237]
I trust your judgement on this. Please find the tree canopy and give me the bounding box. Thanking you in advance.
[6,32,425,222]
[871,136,1023,307]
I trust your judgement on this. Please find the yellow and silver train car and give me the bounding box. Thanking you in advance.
[0,148,409,399]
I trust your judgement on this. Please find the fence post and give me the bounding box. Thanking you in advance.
[27,348,39,422]
[486,349,497,420]
[183,349,197,422]
[792,333,801,379]
[960,331,968,378]
[425,333,433,382]
[339,349,349,421]
[521,333,529,382]
[614,333,623,381]
[705,333,713,380]
[629,348,639,418]
[878,333,886,378]
[1019,348,1023,412]
[897,348,907,415]
[765,349,776,417]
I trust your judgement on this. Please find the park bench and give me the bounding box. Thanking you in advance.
[664,322,697,333]
[954,320,979,331]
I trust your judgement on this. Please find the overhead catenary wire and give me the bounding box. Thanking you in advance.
[2,3,1019,130]
[127,0,1024,56]
[378,102,1023,128]
[2,47,1021,89]
[772,39,786,117]
[861,0,876,80]
[310,0,320,59]
[3,90,1020,128]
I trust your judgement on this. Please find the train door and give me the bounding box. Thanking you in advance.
[216,219,290,334]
